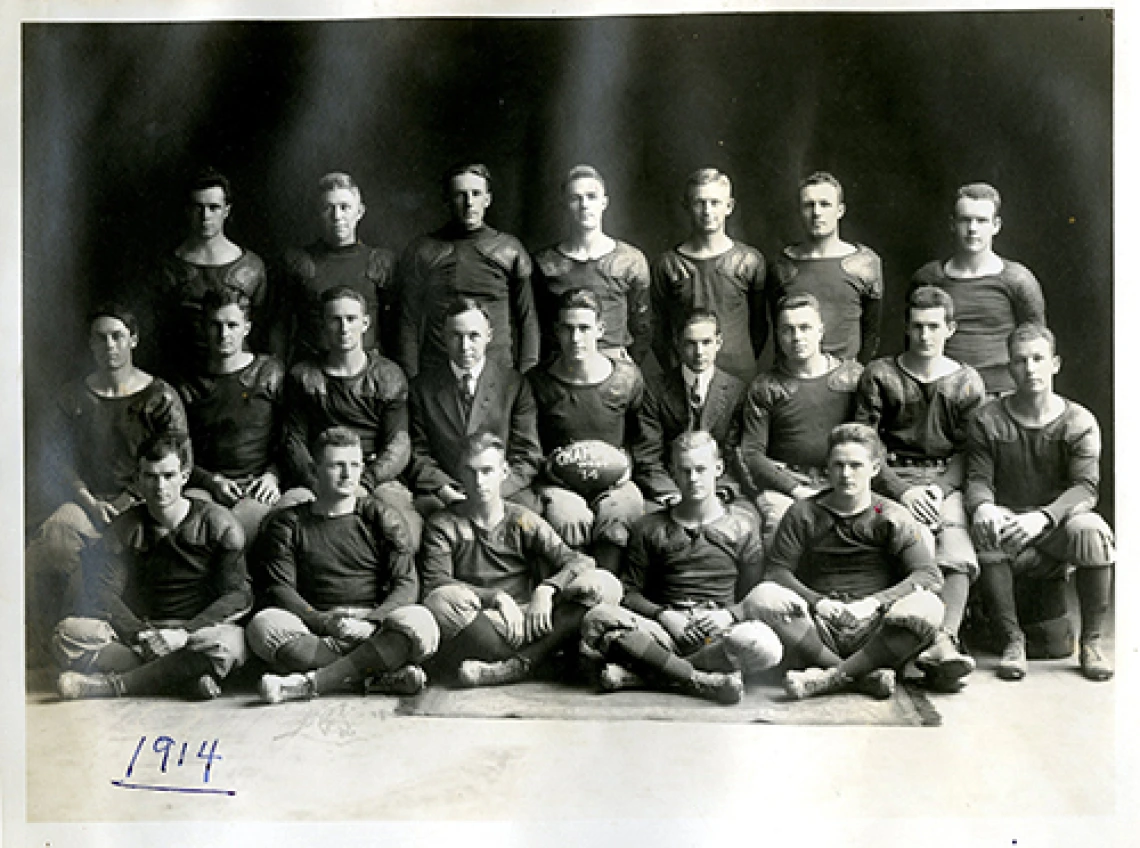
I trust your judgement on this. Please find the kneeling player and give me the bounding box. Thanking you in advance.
[54,433,251,700]
[581,431,782,705]
[751,423,945,700]
[422,433,622,687]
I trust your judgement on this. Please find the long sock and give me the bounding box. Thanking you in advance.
[435,613,515,674]
[1075,567,1113,644]
[94,643,144,673]
[517,602,587,668]
[939,570,971,637]
[838,625,925,679]
[606,630,694,686]
[769,615,841,668]
[686,640,734,673]
[274,634,341,672]
[118,649,214,696]
[313,630,412,694]
[979,559,1021,640]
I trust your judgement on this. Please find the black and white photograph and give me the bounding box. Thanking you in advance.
[6,1,1133,845]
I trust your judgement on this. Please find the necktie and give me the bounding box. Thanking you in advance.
[688,378,703,429]
[459,372,476,420]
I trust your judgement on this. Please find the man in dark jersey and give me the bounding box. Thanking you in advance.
[750,423,945,700]
[910,182,1046,396]
[251,428,439,703]
[856,286,986,691]
[26,304,188,665]
[741,293,862,545]
[153,167,269,380]
[282,286,420,544]
[277,172,397,363]
[396,163,539,379]
[54,433,251,700]
[633,308,748,508]
[532,165,651,364]
[770,172,883,363]
[582,431,781,705]
[408,297,543,516]
[421,432,621,688]
[529,289,646,571]
[967,324,1114,682]
[179,288,311,543]
[651,168,767,383]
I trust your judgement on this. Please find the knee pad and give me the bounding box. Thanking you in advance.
[738,582,800,622]
[565,570,623,607]
[423,585,482,641]
[1064,517,1116,567]
[883,589,944,643]
[723,622,782,673]
[383,604,441,661]
[51,616,117,670]
[1024,615,1075,660]
[579,603,630,654]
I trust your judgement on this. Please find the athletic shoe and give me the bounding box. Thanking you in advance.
[784,667,850,700]
[258,672,315,704]
[854,668,896,700]
[688,669,744,705]
[456,656,531,688]
[366,665,428,696]
[997,636,1028,681]
[1079,641,1114,682]
[57,671,118,700]
[915,630,976,685]
[598,663,644,693]
[193,674,222,700]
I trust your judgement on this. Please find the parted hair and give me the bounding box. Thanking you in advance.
[800,171,844,203]
[562,164,606,194]
[828,422,885,463]
[677,307,722,339]
[460,431,507,463]
[1007,322,1056,355]
[136,431,194,471]
[443,296,492,326]
[671,429,720,462]
[200,286,252,320]
[774,292,823,321]
[442,163,492,196]
[906,285,956,323]
[956,182,1002,216]
[87,302,140,337]
[313,426,362,461]
[557,287,603,319]
[318,172,361,199]
[320,284,369,311]
[684,167,732,200]
[187,166,232,204]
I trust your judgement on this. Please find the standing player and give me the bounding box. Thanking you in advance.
[582,431,782,705]
[910,183,1045,396]
[251,428,440,703]
[633,309,748,508]
[966,324,1114,682]
[770,172,883,363]
[740,294,862,544]
[153,167,269,379]
[278,172,397,364]
[856,286,986,690]
[54,434,250,700]
[651,168,768,383]
[421,433,621,687]
[532,165,652,364]
[751,423,945,700]
[396,163,539,379]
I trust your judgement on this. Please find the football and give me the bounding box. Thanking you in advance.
[546,440,631,501]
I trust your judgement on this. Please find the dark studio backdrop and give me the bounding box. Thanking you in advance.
[22,11,1113,527]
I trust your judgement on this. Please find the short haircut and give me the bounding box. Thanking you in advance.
[800,171,844,203]
[774,292,823,322]
[200,286,252,320]
[442,163,492,196]
[956,182,1002,217]
[677,307,722,339]
[320,285,368,311]
[1007,322,1056,355]
[684,167,732,200]
[313,426,362,461]
[460,431,507,463]
[87,302,140,337]
[557,287,603,319]
[827,422,885,463]
[671,429,720,462]
[562,164,606,195]
[443,296,492,326]
[318,171,362,200]
[906,285,956,323]
[136,431,193,472]
[187,166,232,204]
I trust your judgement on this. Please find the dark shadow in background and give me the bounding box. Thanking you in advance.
[23,12,1113,527]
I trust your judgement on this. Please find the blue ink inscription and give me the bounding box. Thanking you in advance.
[112,735,235,796]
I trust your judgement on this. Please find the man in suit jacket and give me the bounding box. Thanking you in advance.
[634,308,748,508]
[408,297,544,515]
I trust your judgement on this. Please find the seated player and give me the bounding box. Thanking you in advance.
[408,297,543,515]
[967,324,1114,681]
[651,167,767,383]
[532,165,652,364]
[180,288,310,543]
[770,172,883,363]
[395,163,539,379]
[528,288,646,571]
[856,286,985,690]
[421,432,621,687]
[740,293,862,544]
[26,303,188,664]
[582,431,782,705]
[750,423,945,700]
[277,172,397,364]
[633,308,748,508]
[282,285,420,543]
[54,433,251,700]
[251,427,439,703]
[153,167,269,380]
[910,182,1046,396]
